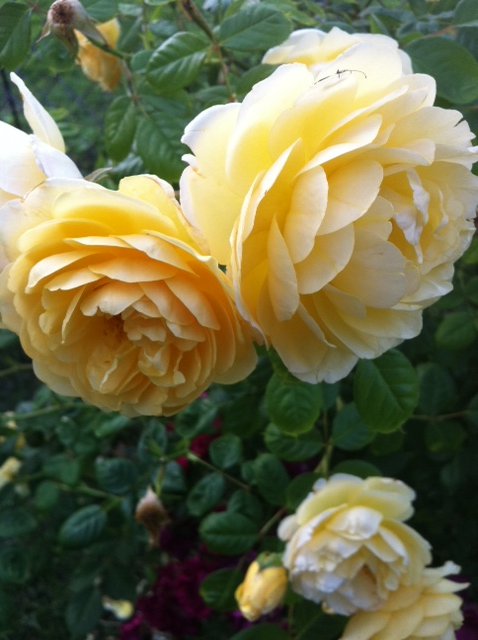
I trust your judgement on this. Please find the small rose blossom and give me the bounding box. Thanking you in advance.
[235,560,288,621]
[278,474,432,616]
[340,562,467,640]
[181,43,478,383]
[75,19,122,91]
[262,27,413,76]
[0,175,256,416]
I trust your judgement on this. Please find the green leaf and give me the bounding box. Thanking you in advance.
[417,363,457,415]
[266,371,322,435]
[405,37,478,104]
[0,546,30,584]
[230,623,289,640]
[104,97,138,162]
[0,3,31,71]
[35,480,60,512]
[434,311,477,350]
[0,507,37,538]
[286,473,320,510]
[425,420,466,454]
[43,454,81,486]
[161,460,187,495]
[66,587,103,638]
[175,396,218,438]
[331,403,374,451]
[187,473,225,517]
[200,568,243,612]
[254,453,290,505]
[83,0,118,21]
[93,414,132,438]
[200,512,257,555]
[209,434,243,469]
[332,459,382,478]
[462,237,478,264]
[292,600,347,640]
[95,458,138,495]
[354,349,419,433]
[59,505,107,548]
[219,4,291,51]
[135,113,187,184]
[453,0,478,26]
[264,423,323,461]
[146,32,208,93]
[227,490,264,524]
[464,276,478,305]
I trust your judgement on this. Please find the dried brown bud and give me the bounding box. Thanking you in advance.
[39,0,105,54]
[134,487,170,547]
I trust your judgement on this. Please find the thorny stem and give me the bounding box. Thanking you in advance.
[178,0,236,102]
[187,452,250,490]
[0,363,33,378]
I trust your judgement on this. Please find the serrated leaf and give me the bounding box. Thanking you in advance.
[434,311,477,350]
[0,546,30,584]
[146,32,208,92]
[83,0,118,21]
[43,454,81,485]
[105,97,137,161]
[331,403,374,451]
[354,349,419,433]
[264,423,323,461]
[227,490,264,524]
[230,623,289,640]
[0,3,31,71]
[95,458,138,495]
[254,453,289,505]
[405,37,478,103]
[175,397,218,438]
[136,115,187,184]
[417,363,457,415]
[292,600,347,640]
[200,568,243,612]
[0,507,37,538]
[187,473,225,517]
[453,0,478,27]
[66,587,103,638]
[266,371,322,435]
[35,480,60,512]
[59,505,107,548]
[209,434,243,469]
[219,4,291,51]
[200,512,257,555]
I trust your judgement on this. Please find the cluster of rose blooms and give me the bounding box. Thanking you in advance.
[235,473,467,640]
[1,17,477,419]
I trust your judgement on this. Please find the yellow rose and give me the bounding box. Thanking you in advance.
[278,474,432,616]
[340,562,466,640]
[75,19,122,91]
[0,175,256,416]
[235,560,288,621]
[180,43,478,383]
[262,27,413,75]
[0,74,80,208]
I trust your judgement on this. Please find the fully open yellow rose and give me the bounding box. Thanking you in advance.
[0,73,81,208]
[0,175,256,416]
[262,27,413,75]
[75,19,122,91]
[180,43,478,383]
[340,562,466,640]
[278,474,432,616]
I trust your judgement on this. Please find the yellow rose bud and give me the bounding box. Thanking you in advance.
[75,19,122,92]
[0,457,22,490]
[235,561,288,621]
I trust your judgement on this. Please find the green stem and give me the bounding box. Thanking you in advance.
[187,452,250,490]
[0,363,33,378]
[6,403,82,420]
